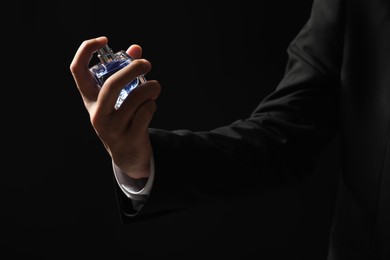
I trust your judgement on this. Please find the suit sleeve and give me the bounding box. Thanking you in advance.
[117,0,346,223]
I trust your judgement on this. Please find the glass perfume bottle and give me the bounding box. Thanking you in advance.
[89,44,146,109]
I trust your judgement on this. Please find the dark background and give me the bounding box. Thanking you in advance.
[4,1,341,259]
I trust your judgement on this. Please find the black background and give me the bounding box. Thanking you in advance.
[4,1,341,259]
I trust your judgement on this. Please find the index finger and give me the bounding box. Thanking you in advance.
[69,36,108,103]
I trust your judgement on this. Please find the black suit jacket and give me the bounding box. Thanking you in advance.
[116,0,390,259]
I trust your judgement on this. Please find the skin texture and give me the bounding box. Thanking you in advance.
[70,36,161,179]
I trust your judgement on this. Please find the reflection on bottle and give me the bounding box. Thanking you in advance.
[89,44,146,109]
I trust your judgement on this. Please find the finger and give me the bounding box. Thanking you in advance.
[69,36,108,103]
[98,59,153,114]
[127,100,157,138]
[117,80,161,118]
[126,44,143,59]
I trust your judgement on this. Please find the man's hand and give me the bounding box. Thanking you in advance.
[70,36,161,179]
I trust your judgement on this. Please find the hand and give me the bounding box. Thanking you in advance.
[70,36,161,179]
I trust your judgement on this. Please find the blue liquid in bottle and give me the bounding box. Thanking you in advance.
[90,45,146,109]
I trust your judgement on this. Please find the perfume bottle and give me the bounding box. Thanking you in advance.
[89,44,146,109]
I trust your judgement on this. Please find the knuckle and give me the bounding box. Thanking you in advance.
[132,59,151,74]
[149,81,162,96]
